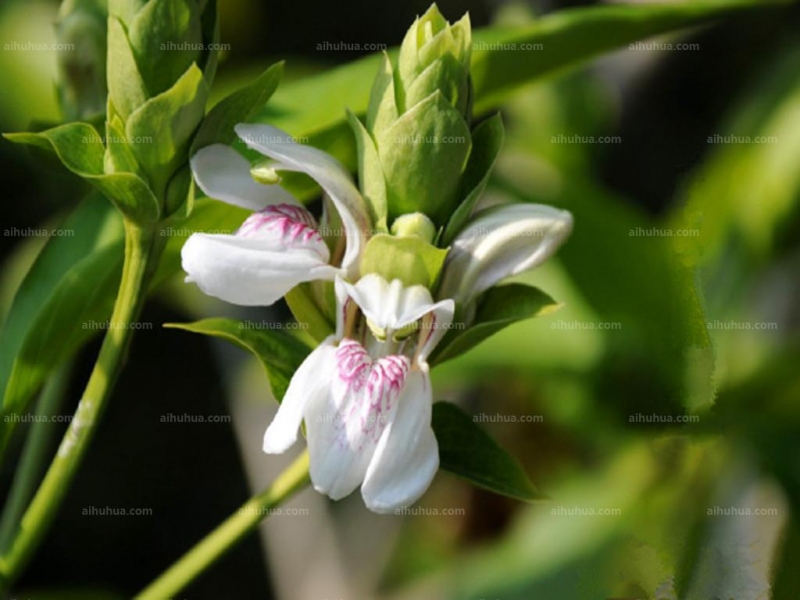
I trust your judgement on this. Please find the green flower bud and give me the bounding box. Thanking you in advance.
[351,4,474,230]
[109,0,207,100]
[105,0,219,217]
[395,5,471,115]
[390,212,437,243]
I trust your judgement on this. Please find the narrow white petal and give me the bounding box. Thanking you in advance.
[362,368,439,513]
[190,144,299,211]
[438,204,573,306]
[234,124,368,275]
[181,233,336,306]
[263,339,337,454]
[306,340,410,501]
[416,299,455,364]
[341,274,442,332]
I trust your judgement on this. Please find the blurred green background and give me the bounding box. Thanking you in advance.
[1,0,799,598]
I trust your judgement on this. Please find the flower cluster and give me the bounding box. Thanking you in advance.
[182,5,572,513]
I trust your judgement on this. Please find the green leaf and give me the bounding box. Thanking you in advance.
[432,401,543,502]
[0,194,124,418]
[5,122,104,173]
[5,123,160,224]
[191,61,284,154]
[284,284,336,345]
[126,63,209,198]
[164,318,311,402]
[346,110,387,231]
[443,113,504,245]
[469,1,788,115]
[359,233,448,289]
[431,284,560,365]
[377,91,471,225]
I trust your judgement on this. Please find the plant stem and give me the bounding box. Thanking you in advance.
[0,220,163,591]
[0,363,71,553]
[136,451,310,600]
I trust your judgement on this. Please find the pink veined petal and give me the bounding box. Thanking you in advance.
[305,339,411,501]
[263,338,338,454]
[181,233,337,306]
[236,203,328,260]
[190,144,299,211]
[362,367,439,513]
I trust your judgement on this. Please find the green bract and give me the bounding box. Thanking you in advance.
[105,0,217,216]
[351,4,476,230]
[359,234,448,289]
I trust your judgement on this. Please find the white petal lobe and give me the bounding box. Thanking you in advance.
[263,339,337,453]
[181,233,336,306]
[362,368,439,513]
[342,274,443,332]
[190,144,299,211]
[439,204,573,306]
[306,340,410,501]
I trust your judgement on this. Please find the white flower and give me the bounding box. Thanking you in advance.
[181,125,574,513]
[438,203,573,308]
[263,273,454,513]
[182,125,369,306]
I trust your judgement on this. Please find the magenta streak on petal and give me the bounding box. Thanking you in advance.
[237,204,324,250]
[420,313,436,352]
[333,340,410,450]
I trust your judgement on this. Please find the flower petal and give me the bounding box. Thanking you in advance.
[438,203,573,306]
[416,298,455,364]
[181,232,336,306]
[263,338,337,454]
[305,339,410,501]
[190,144,299,211]
[340,274,446,332]
[362,368,439,513]
[234,124,368,275]
[237,204,325,251]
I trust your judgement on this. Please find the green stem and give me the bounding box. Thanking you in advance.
[0,363,72,552]
[0,220,163,591]
[136,451,310,600]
